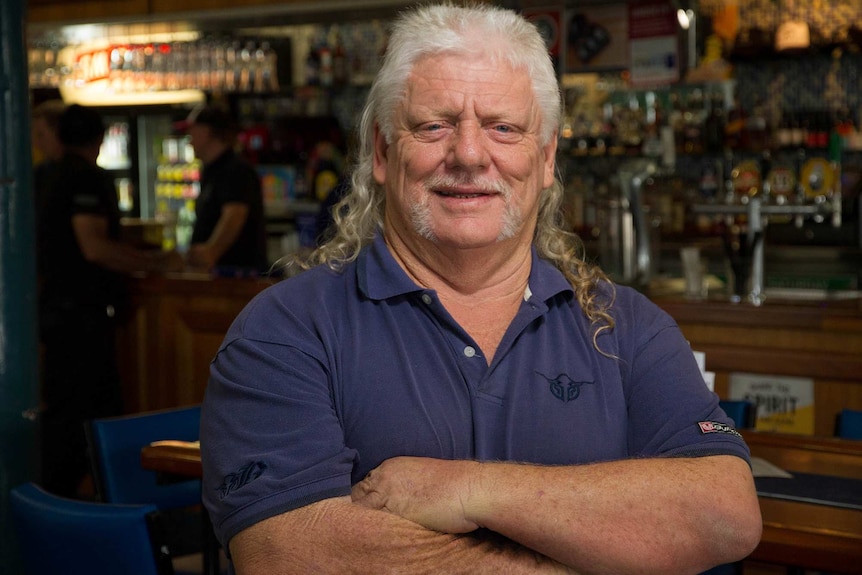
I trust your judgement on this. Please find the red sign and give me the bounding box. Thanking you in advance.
[628,1,677,39]
[524,8,562,56]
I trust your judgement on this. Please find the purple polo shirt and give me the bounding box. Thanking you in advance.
[201,233,748,547]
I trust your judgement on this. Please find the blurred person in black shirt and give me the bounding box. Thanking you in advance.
[31,99,66,216]
[187,105,267,274]
[37,104,182,498]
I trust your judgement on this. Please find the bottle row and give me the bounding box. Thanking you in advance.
[29,37,281,94]
[563,144,854,244]
[561,85,862,161]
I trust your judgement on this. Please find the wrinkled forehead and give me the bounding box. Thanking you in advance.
[399,51,540,122]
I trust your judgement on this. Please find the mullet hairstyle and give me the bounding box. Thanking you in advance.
[288,2,615,348]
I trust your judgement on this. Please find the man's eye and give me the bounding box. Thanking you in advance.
[492,124,515,134]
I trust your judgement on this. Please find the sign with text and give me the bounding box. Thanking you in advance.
[627,0,679,87]
[729,372,814,435]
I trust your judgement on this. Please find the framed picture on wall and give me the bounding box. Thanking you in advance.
[524,7,563,75]
[564,3,629,73]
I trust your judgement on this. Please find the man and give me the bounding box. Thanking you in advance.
[38,104,182,498]
[200,5,762,574]
[31,99,66,214]
[187,105,267,274]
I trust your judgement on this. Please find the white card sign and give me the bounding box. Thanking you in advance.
[729,372,814,435]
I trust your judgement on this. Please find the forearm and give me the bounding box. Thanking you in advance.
[230,496,576,575]
[199,203,248,262]
[471,456,760,574]
[73,213,180,274]
[89,241,174,274]
[354,456,762,575]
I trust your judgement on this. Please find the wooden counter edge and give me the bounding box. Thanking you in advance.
[741,430,862,459]
[141,442,203,478]
[654,298,862,330]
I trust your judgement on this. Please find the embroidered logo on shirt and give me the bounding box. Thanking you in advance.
[218,461,267,499]
[538,372,594,403]
[697,421,742,438]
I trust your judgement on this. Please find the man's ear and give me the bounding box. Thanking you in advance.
[542,130,558,190]
[372,124,388,185]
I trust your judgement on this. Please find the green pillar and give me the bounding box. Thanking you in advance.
[0,0,40,570]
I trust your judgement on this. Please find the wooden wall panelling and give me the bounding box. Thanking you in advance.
[171,294,250,408]
[147,0,309,15]
[117,276,269,414]
[658,299,862,438]
[28,0,149,24]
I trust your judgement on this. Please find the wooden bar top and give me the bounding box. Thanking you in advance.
[742,430,862,480]
[654,295,862,331]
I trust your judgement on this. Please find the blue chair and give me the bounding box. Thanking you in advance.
[719,400,756,429]
[86,405,202,508]
[836,408,862,439]
[10,482,173,575]
[86,405,210,567]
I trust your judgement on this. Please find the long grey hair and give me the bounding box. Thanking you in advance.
[291,2,614,343]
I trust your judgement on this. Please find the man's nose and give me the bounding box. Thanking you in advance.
[447,123,489,168]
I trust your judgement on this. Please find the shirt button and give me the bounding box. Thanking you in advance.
[421,294,433,305]
[464,346,476,358]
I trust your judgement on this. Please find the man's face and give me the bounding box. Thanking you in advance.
[374,52,557,252]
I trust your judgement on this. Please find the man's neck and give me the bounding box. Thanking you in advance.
[384,229,532,302]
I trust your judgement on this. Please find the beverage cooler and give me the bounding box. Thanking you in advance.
[84,103,201,250]
[90,106,185,216]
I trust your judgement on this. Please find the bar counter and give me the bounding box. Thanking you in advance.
[118,273,862,436]
[653,294,862,437]
[122,276,862,573]
[117,272,273,413]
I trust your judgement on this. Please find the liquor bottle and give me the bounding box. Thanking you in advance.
[641,91,664,159]
[669,92,686,154]
[744,97,769,153]
[684,89,705,155]
[774,111,792,151]
[724,95,745,151]
[703,91,726,153]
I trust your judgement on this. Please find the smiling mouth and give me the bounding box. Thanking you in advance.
[434,189,493,199]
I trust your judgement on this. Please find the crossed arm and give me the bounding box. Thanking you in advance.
[229,454,761,575]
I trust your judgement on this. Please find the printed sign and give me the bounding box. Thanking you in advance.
[627,1,680,86]
[729,372,814,435]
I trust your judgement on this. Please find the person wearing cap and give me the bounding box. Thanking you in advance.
[37,103,183,499]
[187,105,267,274]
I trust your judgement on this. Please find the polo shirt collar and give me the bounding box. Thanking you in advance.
[357,232,573,304]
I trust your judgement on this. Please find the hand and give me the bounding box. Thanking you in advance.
[160,250,185,272]
[186,244,217,270]
[351,456,482,534]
